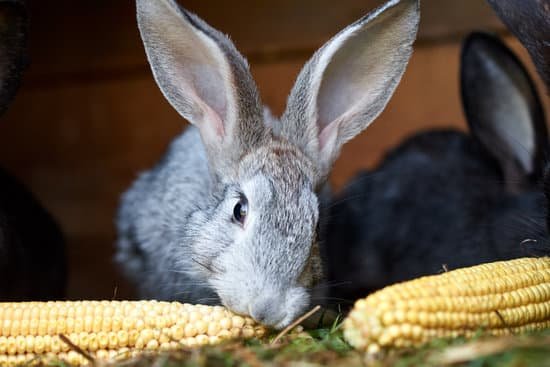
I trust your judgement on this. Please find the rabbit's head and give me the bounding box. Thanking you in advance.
[0,0,27,117]
[137,0,418,327]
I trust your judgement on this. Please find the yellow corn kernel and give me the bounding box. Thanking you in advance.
[0,300,267,366]
[344,257,550,353]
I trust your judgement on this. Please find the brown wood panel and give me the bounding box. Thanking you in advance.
[0,76,184,298]
[66,236,133,300]
[0,76,183,237]
[253,37,550,189]
[25,0,505,84]
[0,35,547,299]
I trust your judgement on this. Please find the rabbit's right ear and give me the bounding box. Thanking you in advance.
[280,0,419,182]
[136,0,267,177]
[461,32,548,190]
[0,0,28,117]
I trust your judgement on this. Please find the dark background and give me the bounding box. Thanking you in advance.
[0,0,548,299]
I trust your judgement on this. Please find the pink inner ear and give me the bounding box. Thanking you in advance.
[318,118,339,150]
[178,68,225,140]
[196,96,225,139]
[189,64,228,139]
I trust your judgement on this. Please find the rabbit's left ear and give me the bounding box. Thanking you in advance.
[281,0,419,181]
[137,0,267,176]
[0,0,28,117]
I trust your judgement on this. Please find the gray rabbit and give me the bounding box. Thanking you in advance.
[0,0,66,300]
[325,0,550,306]
[116,0,419,328]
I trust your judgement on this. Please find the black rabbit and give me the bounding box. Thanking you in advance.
[324,31,550,306]
[0,0,66,300]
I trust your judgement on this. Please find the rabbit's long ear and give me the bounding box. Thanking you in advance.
[137,0,267,176]
[281,0,419,181]
[461,33,548,189]
[0,0,28,117]
[486,0,550,93]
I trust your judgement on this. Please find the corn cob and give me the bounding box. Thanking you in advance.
[343,257,550,354]
[0,300,267,366]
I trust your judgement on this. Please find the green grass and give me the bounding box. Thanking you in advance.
[37,323,550,367]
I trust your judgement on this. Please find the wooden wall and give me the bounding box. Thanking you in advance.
[0,1,548,299]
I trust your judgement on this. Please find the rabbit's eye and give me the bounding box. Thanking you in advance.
[233,196,248,225]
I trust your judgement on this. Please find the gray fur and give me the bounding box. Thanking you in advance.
[281,0,419,180]
[117,0,419,328]
[136,0,267,178]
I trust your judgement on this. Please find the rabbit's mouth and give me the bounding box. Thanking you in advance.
[248,301,289,329]
[218,286,310,329]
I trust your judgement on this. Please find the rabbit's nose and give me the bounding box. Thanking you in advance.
[249,295,288,328]
[246,286,309,329]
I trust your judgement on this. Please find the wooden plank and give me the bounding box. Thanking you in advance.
[0,75,184,237]
[65,236,134,300]
[4,36,547,232]
[0,36,547,299]
[23,0,505,83]
[420,0,503,41]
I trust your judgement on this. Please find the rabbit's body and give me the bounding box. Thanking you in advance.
[117,127,213,301]
[0,168,66,300]
[0,0,66,300]
[117,0,420,328]
[326,129,548,301]
[325,29,550,305]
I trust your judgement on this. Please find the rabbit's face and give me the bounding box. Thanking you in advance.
[191,140,322,329]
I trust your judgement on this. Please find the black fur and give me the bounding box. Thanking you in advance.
[324,33,550,307]
[486,0,550,91]
[0,0,67,300]
[325,130,548,304]
[0,168,66,300]
[0,0,28,116]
